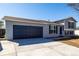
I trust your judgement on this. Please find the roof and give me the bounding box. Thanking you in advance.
[2,16,49,23]
[2,16,76,25]
[54,17,77,23]
[2,16,61,25]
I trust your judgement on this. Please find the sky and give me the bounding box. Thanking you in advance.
[0,3,79,26]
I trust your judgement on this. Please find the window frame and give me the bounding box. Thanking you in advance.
[68,22,74,29]
[49,25,58,34]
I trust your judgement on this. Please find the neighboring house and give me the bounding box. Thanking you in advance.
[0,21,5,38]
[2,16,76,40]
[75,28,79,36]
[0,28,5,38]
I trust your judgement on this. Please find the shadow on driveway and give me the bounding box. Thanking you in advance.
[12,38,55,46]
[10,36,79,46]
[0,43,3,51]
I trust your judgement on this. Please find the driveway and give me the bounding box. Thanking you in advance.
[13,38,54,46]
[0,38,79,56]
[0,41,17,56]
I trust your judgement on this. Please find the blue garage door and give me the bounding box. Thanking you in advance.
[13,25,43,39]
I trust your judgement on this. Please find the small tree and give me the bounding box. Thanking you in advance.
[68,3,79,12]
[67,3,79,27]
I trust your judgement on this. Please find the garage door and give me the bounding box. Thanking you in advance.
[13,25,43,39]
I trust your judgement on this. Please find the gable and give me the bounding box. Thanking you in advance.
[66,17,77,22]
[54,17,77,24]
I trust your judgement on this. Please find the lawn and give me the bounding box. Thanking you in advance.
[62,39,79,48]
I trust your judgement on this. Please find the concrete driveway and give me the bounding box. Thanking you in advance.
[0,38,79,56]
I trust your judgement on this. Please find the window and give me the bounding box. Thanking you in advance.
[49,25,51,30]
[71,22,74,28]
[70,31,74,35]
[68,22,70,28]
[56,26,58,34]
[65,31,74,35]
[49,25,58,34]
[49,25,53,34]
[65,31,68,35]
[68,22,74,29]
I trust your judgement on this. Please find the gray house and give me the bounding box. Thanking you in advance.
[2,16,76,40]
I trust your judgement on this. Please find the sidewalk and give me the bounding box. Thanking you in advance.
[0,41,17,56]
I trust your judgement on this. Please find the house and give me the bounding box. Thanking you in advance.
[0,21,5,38]
[2,16,76,40]
[0,28,5,38]
[75,28,79,36]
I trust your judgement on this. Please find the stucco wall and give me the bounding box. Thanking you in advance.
[5,21,13,40]
[5,20,59,40]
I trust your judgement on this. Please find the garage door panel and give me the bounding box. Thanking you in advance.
[13,25,43,39]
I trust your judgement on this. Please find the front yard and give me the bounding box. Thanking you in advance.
[0,38,79,56]
[62,39,79,48]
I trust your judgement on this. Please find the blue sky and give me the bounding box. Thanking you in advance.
[0,3,79,26]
